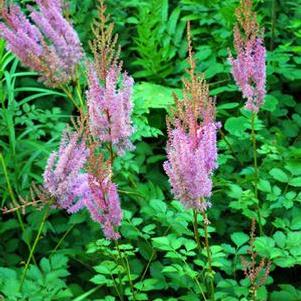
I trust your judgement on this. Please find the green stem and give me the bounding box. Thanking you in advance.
[193,209,201,251]
[251,113,263,236]
[270,0,276,51]
[137,225,171,294]
[60,85,81,111]
[201,211,215,301]
[76,83,85,110]
[180,253,207,300]
[117,189,144,199]
[110,273,123,301]
[19,206,49,290]
[250,285,257,301]
[115,241,136,301]
[51,224,75,254]
[0,152,36,264]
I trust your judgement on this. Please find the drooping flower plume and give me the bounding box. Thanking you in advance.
[163,30,219,211]
[0,0,83,87]
[229,0,266,112]
[43,129,90,214]
[43,130,122,240]
[86,147,122,240]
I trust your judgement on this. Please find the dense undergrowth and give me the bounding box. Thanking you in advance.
[0,0,301,300]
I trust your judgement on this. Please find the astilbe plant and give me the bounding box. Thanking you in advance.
[228,0,266,112]
[163,25,219,299]
[0,0,83,87]
[229,0,267,236]
[163,31,219,211]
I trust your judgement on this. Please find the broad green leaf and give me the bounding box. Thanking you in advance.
[289,177,301,187]
[224,116,249,136]
[269,168,289,183]
[230,232,249,247]
[258,179,272,193]
[254,237,275,258]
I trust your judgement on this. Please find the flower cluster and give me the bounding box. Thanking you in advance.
[0,0,83,87]
[43,130,89,213]
[87,62,134,155]
[163,38,219,211]
[86,176,121,240]
[86,152,122,240]
[43,130,122,240]
[229,0,266,112]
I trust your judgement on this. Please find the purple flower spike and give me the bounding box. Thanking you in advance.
[86,175,122,240]
[164,127,212,210]
[86,64,134,155]
[0,0,83,86]
[43,130,90,213]
[164,72,219,210]
[229,0,266,112]
[164,108,219,211]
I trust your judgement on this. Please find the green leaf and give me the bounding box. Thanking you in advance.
[289,177,301,187]
[90,275,108,285]
[285,160,301,176]
[224,116,249,136]
[230,232,249,247]
[273,231,286,248]
[133,82,180,110]
[152,237,172,251]
[262,95,278,112]
[254,237,275,258]
[217,102,239,110]
[269,168,289,183]
[258,179,272,193]
[50,254,68,270]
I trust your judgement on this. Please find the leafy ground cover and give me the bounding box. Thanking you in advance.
[0,0,301,300]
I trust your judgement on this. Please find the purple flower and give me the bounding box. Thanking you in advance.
[163,56,219,210]
[229,38,266,112]
[86,64,134,155]
[43,130,122,240]
[0,0,83,86]
[86,174,122,240]
[43,130,89,213]
[229,0,266,112]
[164,127,212,210]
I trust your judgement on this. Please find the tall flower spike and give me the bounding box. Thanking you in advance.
[0,0,83,87]
[87,64,134,155]
[86,0,134,155]
[163,24,219,211]
[229,0,266,112]
[43,129,90,213]
[86,146,122,240]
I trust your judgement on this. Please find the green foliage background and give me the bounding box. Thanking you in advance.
[0,0,301,300]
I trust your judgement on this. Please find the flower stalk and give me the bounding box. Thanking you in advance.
[193,209,201,251]
[19,205,50,290]
[115,240,137,301]
[251,113,263,235]
[201,210,215,301]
